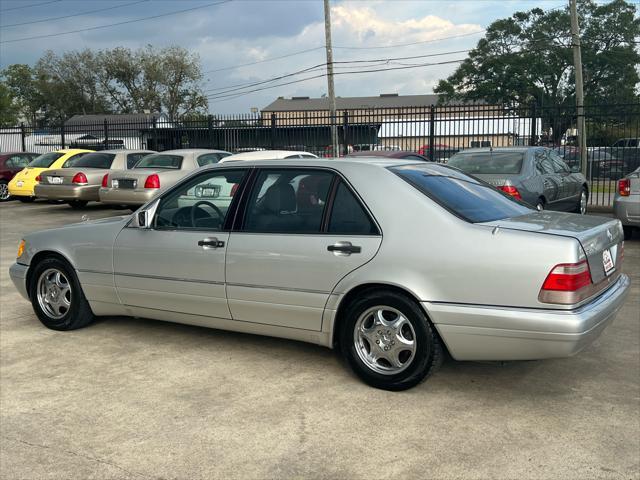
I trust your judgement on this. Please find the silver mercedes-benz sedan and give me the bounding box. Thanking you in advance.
[99,149,231,208]
[34,149,155,208]
[613,166,640,239]
[10,158,630,390]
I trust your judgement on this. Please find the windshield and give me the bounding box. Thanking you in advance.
[390,163,533,223]
[134,154,183,169]
[67,152,116,169]
[447,151,525,175]
[28,152,64,168]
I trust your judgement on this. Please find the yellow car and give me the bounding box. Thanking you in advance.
[8,149,94,202]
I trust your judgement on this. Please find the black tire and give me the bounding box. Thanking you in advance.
[573,187,588,214]
[535,198,545,211]
[29,256,95,331]
[339,290,442,391]
[623,226,634,240]
[68,200,88,209]
[18,196,35,203]
[0,180,10,202]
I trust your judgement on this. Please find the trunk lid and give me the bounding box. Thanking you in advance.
[109,169,164,190]
[41,168,108,185]
[484,211,624,285]
[471,173,521,188]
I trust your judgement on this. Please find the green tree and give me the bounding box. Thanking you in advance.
[434,0,640,107]
[1,64,42,126]
[0,82,20,126]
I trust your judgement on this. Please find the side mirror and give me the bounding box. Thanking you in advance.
[132,198,159,229]
[136,210,150,229]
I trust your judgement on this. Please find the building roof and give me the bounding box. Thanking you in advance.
[262,94,442,112]
[65,113,165,125]
[64,113,172,137]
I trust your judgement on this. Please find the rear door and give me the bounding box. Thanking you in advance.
[534,149,562,209]
[548,150,576,210]
[225,167,382,331]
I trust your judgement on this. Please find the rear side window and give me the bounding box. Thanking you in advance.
[7,155,30,168]
[134,154,182,169]
[127,152,150,169]
[390,164,532,223]
[62,152,90,167]
[447,151,524,174]
[197,153,227,167]
[328,182,378,235]
[69,153,116,169]
[28,152,64,168]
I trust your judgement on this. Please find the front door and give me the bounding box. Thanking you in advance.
[113,168,248,319]
[225,168,382,331]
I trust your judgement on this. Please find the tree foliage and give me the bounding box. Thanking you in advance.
[434,0,640,106]
[0,45,208,125]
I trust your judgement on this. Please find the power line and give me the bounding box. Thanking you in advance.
[1,0,150,28]
[334,30,485,50]
[0,0,233,44]
[0,0,62,12]
[203,47,325,74]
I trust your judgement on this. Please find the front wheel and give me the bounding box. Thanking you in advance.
[574,187,588,215]
[29,257,95,331]
[0,180,10,201]
[339,291,442,391]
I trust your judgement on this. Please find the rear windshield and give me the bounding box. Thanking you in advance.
[390,163,533,223]
[28,152,64,168]
[134,154,182,169]
[447,151,525,174]
[67,153,116,169]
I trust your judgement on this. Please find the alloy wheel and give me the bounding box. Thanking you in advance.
[0,183,9,201]
[36,268,72,319]
[579,191,587,215]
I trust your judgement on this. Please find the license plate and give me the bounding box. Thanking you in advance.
[602,248,615,276]
[48,176,63,184]
[115,179,136,189]
[16,181,23,187]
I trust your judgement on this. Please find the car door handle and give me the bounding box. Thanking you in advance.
[327,242,361,255]
[198,237,225,248]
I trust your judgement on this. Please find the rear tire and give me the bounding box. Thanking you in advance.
[535,198,545,211]
[339,290,442,391]
[68,200,88,209]
[623,226,634,240]
[0,180,10,201]
[574,187,588,214]
[29,257,95,331]
[18,196,35,203]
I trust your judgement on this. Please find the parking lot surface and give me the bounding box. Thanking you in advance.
[1,200,638,480]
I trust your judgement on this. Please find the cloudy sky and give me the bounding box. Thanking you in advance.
[0,0,572,113]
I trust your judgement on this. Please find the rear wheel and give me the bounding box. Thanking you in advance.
[0,180,10,201]
[623,226,634,240]
[574,187,588,214]
[29,257,95,331]
[339,291,442,391]
[535,198,545,211]
[18,196,35,203]
[68,200,88,209]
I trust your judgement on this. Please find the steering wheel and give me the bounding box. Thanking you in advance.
[191,200,223,227]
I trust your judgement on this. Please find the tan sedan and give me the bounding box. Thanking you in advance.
[35,150,154,209]
[99,149,231,208]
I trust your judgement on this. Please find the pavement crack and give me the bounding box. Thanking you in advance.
[3,436,157,479]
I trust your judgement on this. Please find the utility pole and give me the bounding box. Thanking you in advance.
[323,0,339,157]
[570,0,587,178]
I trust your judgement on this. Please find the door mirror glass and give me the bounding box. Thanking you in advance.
[132,198,160,229]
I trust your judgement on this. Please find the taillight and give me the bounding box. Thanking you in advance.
[618,178,630,196]
[144,174,160,189]
[72,172,88,185]
[101,174,109,188]
[35,175,41,182]
[539,260,593,304]
[230,183,239,196]
[499,185,522,200]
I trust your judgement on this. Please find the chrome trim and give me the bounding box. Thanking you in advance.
[114,271,225,286]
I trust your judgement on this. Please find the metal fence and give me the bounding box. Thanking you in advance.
[1,102,638,206]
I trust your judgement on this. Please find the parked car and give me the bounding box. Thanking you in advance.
[614,166,640,239]
[447,147,588,213]
[220,150,318,163]
[8,149,94,202]
[0,152,40,201]
[99,149,231,208]
[417,144,460,163]
[559,148,625,179]
[347,150,430,161]
[34,150,155,209]
[10,158,629,391]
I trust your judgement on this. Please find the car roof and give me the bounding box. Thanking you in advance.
[86,149,155,154]
[221,150,317,161]
[455,147,538,153]
[155,149,231,155]
[0,151,39,155]
[347,150,427,159]
[205,156,424,170]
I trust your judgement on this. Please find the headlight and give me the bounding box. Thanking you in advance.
[17,239,25,258]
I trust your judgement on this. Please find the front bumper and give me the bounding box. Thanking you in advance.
[99,187,157,206]
[35,184,100,202]
[9,263,30,301]
[426,274,630,361]
[613,195,640,227]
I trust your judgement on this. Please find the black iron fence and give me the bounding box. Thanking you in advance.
[1,102,638,206]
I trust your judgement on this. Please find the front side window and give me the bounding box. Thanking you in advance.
[127,153,150,169]
[447,151,524,174]
[135,154,183,169]
[28,152,63,168]
[244,169,334,233]
[154,170,247,230]
[68,153,116,169]
[328,182,378,235]
[390,163,532,223]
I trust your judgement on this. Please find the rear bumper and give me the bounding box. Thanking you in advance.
[99,187,156,206]
[35,184,100,201]
[425,274,630,361]
[9,263,30,301]
[614,195,640,227]
[8,184,34,197]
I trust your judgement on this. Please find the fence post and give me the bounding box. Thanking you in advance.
[428,105,435,162]
[270,113,277,149]
[20,122,26,152]
[60,118,65,149]
[207,115,214,148]
[342,111,349,156]
[103,119,109,150]
[152,117,158,150]
[529,101,538,146]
